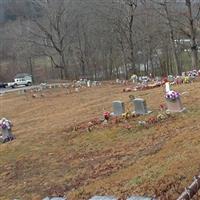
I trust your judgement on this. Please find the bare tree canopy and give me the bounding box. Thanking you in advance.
[0,0,200,81]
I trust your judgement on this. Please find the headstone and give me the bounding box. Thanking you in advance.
[165,82,171,93]
[43,197,66,200]
[112,101,125,116]
[166,98,185,112]
[87,80,91,87]
[89,196,117,200]
[131,74,138,84]
[132,98,152,115]
[0,118,15,143]
[168,75,174,82]
[165,91,186,112]
[92,81,97,86]
[127,196,154,200]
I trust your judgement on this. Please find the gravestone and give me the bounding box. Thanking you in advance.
[166,98,185,112]
[87,80,91,87]
[112,101,125,116]
[168,75,174,82]
[92,81,97,86]
[165,88,186,112]
[0,118,15,143]
[43,197,66,200]
[127,196,154,200]
[165,82,171,93]
[132,98,152,115]
[131,74,138,84]
[89,196,117,200]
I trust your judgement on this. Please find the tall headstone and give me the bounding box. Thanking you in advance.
[132,98,152,115]
[112,101,125,116]
[89,196,117,200]
[87,80,91,87]
[165,82,171,93]
[0,118,15,143]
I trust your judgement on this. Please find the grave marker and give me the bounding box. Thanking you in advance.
[0,118,15,143]
[43,197,66,200]
[132,98,152,115]
[165,82,171,93]
[89,196,117,200]
[165,91,186,112]
[87,80,91,87]
[112,101,125,116]
[127,196,154,200]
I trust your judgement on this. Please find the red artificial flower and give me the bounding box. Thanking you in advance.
[103,111,110,120]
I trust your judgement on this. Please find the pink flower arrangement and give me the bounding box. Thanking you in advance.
[165,90,180,101]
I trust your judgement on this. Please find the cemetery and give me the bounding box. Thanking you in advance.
[0,78,200,200]
[1,0,200,199]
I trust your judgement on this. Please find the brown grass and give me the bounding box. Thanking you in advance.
[0,82,200,200]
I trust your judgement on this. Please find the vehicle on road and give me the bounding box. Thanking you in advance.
[10,73,33,88]
[0,82,7,88]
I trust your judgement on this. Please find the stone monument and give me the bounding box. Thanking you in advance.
[165,83,186,112]
[132,98,152,115]
[111,101,125,116]
[0,118,15,143]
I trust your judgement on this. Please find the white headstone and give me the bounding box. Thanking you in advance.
[0,118,15,143]
[43,197,66,200]
[89,196,117,200]
[87,80,91,87]
[165,82,171,93]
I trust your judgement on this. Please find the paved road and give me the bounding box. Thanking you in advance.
[0,85,40,93]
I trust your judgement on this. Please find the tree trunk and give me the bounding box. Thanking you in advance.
[185,0,198,68]
[128,2,136,74]
[164,3,182,75]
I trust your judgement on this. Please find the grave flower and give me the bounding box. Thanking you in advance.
[103,111,110,120]
[157,114,166,121]
[147,116,158,124]
[165,90,180,101]
[160,104,167,111]
[122,112,131,119]
[0,118,12,130]
[183,76,190,84]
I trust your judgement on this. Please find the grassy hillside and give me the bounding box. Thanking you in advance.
[0,82,200,200]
